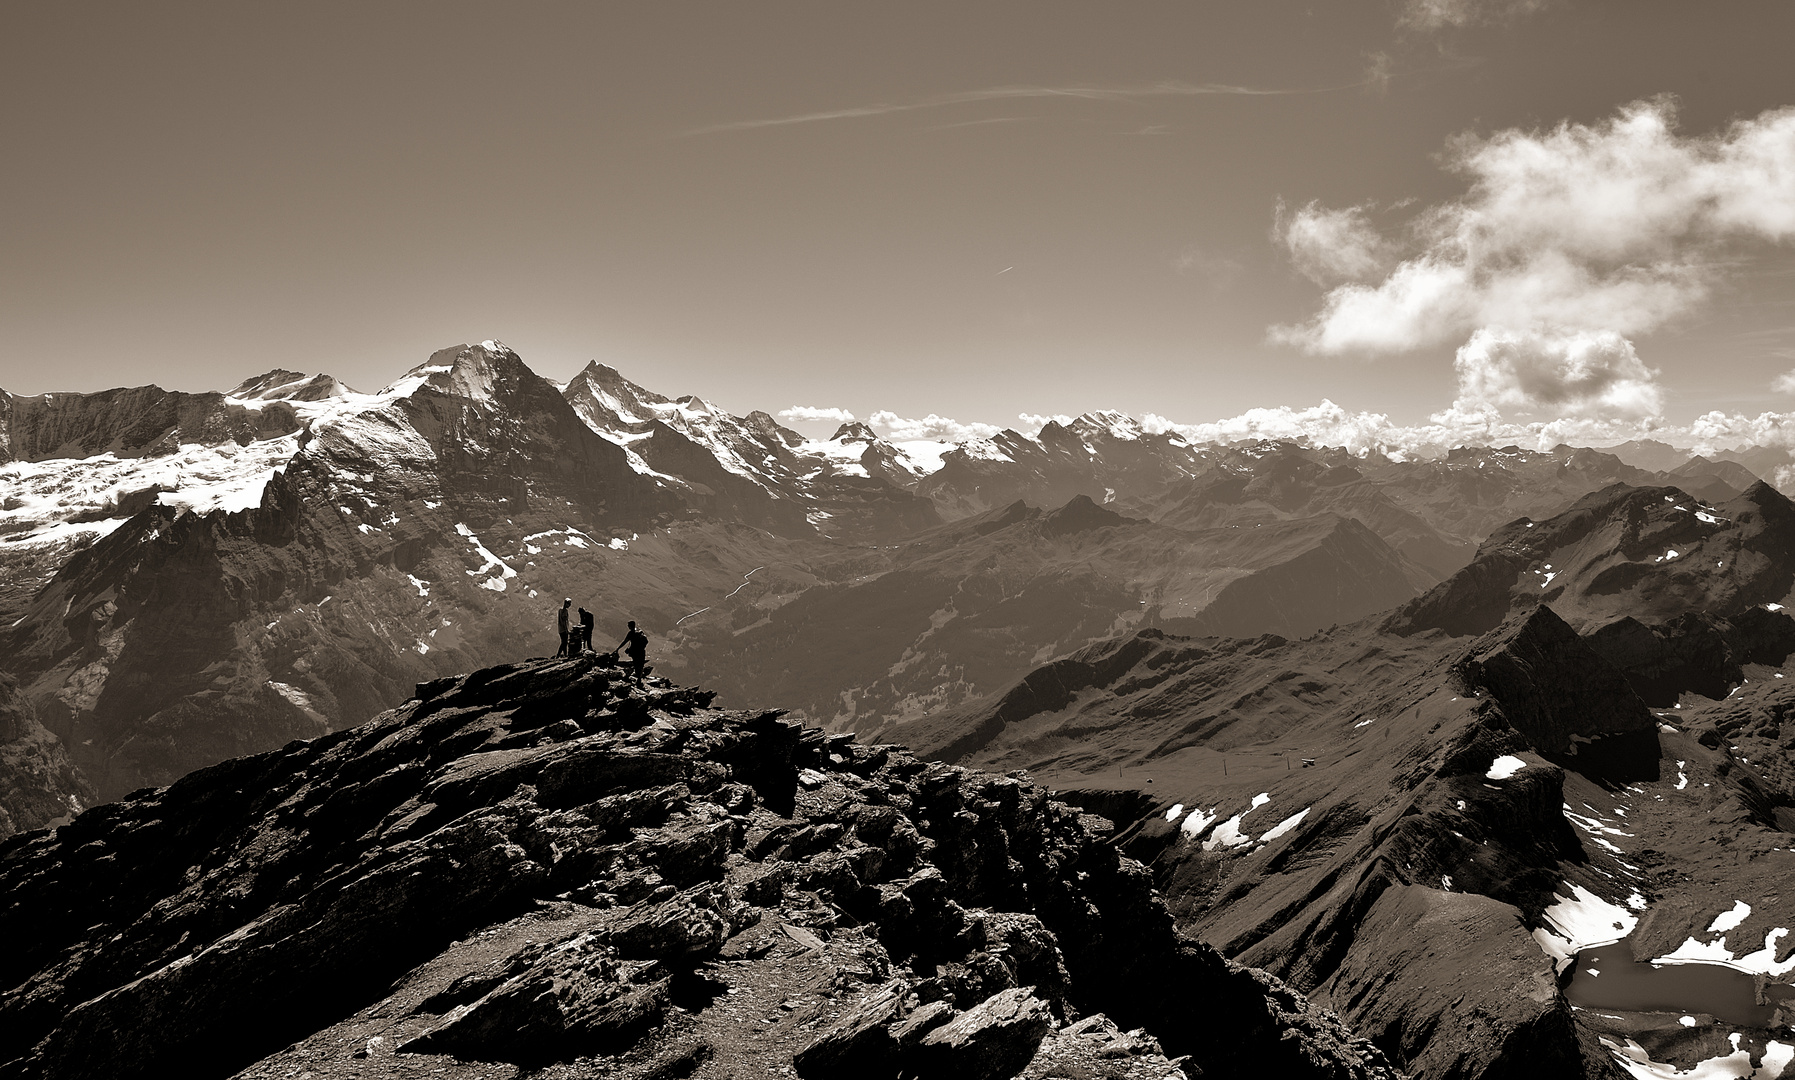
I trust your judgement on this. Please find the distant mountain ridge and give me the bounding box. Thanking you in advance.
[0,340,1786,837]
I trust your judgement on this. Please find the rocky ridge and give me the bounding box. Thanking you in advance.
[0,653,1399,1080]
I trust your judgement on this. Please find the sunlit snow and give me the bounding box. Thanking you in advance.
[1259,808,1310,843]
[1487,755,1527,780]
[1533,884,1638,968]
[1603,1033,1792,1079]
[1709,901,1752,933]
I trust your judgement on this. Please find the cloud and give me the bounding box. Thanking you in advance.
[1775,370,1795,395]
[680,80,1364,136]
[1398,0,1550,31]
[1275,200,1395,286]
[1273,99,1795,357]
[777,405,856,424]
[1017,412,1075,433]
[866,410,1001,443]
[1450,328,1662,418]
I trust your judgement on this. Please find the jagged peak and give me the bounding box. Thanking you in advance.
[829,421,880,443]
[378,342,534,404]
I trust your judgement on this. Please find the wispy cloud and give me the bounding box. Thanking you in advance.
[679,80,1362,137]
[1398,0,1551,31]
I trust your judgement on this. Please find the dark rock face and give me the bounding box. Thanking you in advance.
[0,656,1400,1080]
[1584,609,1795,707]
[0,674,91,839]
[0,385,302,464]
[1453,606,1657,757]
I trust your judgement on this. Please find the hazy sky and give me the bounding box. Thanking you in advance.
[3,1,1793,444]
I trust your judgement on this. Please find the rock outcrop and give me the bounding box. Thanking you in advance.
[0,655,1400,1080]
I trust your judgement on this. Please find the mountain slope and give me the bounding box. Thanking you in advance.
[682,495,1431,731]
[890,482,1795,1080]
[0,654,1400,1080]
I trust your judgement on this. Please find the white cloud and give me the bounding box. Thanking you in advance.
[1276,200,1394,286]
[1274,99,1795,359]
[1774,370,1795,395]
[1451,328,1662,419]
[1017,412,1074,433]
[777,405,857,424]
[866,410,1001,443]
[1399,0,1549,31]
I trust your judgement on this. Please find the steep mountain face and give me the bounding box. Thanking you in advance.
[0,342,692,804]
[562,362,940,539]
[0,654,1400,1080]
[1386,482,1795,638]
[892,482,1795,1080]
[0,381,311,464]
[0,674,91,837]
[679,496,1432,730]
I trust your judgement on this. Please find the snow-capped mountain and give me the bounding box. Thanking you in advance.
[0,341,1780,837]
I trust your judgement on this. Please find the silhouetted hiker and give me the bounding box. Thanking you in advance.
[617,621,648,680]
[556,598,573,657]
[578,607,595,653]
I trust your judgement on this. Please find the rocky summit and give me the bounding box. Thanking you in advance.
[0,654,1398,1080]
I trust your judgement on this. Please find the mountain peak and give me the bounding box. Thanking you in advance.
[227,370,351,402]
[829,421,880,443]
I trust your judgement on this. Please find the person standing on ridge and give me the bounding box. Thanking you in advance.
[556,598,573,657]
[617,621,648,681]
[578,607,595,654]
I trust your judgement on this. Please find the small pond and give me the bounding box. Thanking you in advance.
[1565,943,1795,1027]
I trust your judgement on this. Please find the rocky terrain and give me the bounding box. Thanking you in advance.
[894,481,1795,1079]
[0,653,1401,1080]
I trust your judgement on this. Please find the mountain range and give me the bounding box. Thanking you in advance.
[3,341,1773,824]
[8,343,1795,1078]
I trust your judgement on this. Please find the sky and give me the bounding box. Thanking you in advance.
[2,1,1793,452]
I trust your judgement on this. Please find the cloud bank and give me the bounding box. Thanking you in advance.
[777,405,857,424]
[1273,98,1795,425]
[866,410,1001,443]
[1277,99,1795,358]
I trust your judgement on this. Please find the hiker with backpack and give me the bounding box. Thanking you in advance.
[616,621,648,681]
[578,607,595,653]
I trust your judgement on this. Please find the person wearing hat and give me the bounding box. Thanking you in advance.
[556,598,573,657]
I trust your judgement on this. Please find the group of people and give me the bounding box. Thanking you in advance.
[556,598,649,679]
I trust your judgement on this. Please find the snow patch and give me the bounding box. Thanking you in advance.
[1487,755,1527,780]
[1534,884,1638,968]
[1709,901,1752,934]
[1180,807,1218,838]
[1259,808,1310,843]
